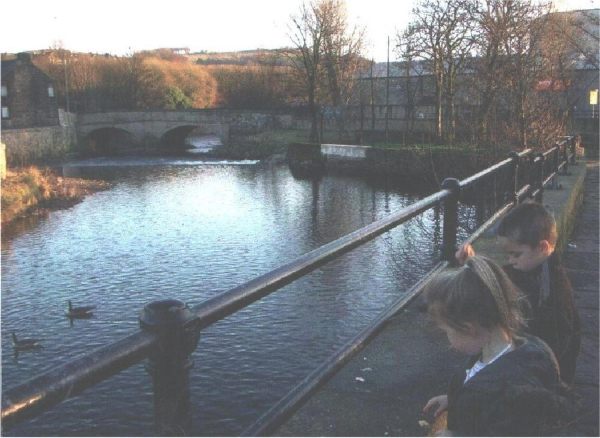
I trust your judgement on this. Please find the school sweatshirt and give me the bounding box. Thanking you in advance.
[446,335,576,436]
[504,252,581,385]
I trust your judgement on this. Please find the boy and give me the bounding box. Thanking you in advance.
[456,202,581,385]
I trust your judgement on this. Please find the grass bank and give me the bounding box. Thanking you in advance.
[210,128,492,160]
[1,167,112,225]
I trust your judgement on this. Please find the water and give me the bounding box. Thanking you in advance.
[1,157,449,436]
[185,133,222,154]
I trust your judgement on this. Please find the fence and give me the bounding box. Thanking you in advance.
[1,136,578,436]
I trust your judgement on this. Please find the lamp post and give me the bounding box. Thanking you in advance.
[590,89,598,118]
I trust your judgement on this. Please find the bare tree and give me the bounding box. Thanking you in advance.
[405,5,445,138]
[405,0,475,141]
[286,2,325,142]
[496,1,554,148]
[286,0,365,142]
[395,31,426,133]
[319,0,366,140]
[469,0,513,144]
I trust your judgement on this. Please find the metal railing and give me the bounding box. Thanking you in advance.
[1,136,578,436]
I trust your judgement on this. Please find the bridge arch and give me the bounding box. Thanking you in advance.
[82,127,139,156]
[159,125,220,151]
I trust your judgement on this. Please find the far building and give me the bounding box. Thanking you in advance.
[1,52,60,129]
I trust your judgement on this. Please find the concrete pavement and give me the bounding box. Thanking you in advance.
[562,161,599,436]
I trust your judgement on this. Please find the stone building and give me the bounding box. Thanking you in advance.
[1,52,60,129]
[348,8,599,138]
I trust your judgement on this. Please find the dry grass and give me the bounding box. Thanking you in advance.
[1,167,111,224]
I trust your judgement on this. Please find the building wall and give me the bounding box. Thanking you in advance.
[2,113,77,166]
[1,54,60,129]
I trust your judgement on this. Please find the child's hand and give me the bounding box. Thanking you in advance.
[455,243,475,266]
[423,394,448,418]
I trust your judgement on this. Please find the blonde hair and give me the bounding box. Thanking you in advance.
[424,256,525,336]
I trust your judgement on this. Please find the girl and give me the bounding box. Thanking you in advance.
[422,256,574,436]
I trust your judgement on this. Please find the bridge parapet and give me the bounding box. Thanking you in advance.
[77,110,231,153]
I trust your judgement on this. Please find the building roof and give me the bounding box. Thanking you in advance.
[1,58,19,75]
[1,53,56,82]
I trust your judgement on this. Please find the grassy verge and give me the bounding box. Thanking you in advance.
[211,128,486,160]
[1,167,111,225]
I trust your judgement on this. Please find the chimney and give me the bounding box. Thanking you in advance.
[16,52,32,64]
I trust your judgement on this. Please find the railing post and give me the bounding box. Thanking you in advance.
[570,136,577,165]
[507,151,520,203]
[562,139,570,175]
[534,152,544,203]
[549,144,559,189]
[441,178,460,265]
[140,299,201,436]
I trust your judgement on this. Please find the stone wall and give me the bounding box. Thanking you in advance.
[287,142,494,189]
[228,110,293,135]
[2,113,77,166]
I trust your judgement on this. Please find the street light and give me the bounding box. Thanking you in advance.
[590,89,598,118]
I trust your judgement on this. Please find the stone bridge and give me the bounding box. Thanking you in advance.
[77,110,231,154]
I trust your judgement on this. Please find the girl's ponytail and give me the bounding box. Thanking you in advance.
[425,256,525,336]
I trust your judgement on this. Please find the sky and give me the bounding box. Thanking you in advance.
[1,0,597,62]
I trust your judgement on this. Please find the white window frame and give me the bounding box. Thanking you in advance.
[47,85,55,97]
[1,85,7,97]
[2,106,9,119]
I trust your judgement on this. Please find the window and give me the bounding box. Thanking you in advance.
[1,107,9,119]
[47,85,55,97]
[1,85,7,97]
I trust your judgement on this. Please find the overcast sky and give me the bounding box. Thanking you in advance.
[1,0,597,61]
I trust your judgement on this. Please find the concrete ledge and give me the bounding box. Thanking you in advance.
[472,162,587,263]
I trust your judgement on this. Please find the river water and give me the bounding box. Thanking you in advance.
[1,156,462,436]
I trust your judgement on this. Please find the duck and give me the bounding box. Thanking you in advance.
[11,332,41,350]
[65,300,96,318]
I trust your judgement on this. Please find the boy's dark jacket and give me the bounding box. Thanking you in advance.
[447,335,576,436]
[504,252,581,384]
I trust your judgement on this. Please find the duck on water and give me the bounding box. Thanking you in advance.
[11,332,41,351]
[65,300,96,318]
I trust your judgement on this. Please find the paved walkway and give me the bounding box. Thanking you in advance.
[277,161,599,436]
[562,161,599,436]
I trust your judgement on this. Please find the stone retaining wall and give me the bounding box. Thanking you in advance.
[228,111,293,135]
[2,113,77,166]
[287,142,495,189]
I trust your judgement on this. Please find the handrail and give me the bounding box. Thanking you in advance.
[243,261,449,436]
[2,190,451,429]
[459,148,531,189]
[2,331,156,428]
[188,189,450,328]
[1,137,577,435]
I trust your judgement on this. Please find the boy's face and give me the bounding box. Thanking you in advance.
[498,236,552,272]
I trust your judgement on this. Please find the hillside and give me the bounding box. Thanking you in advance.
[189,48,291,66]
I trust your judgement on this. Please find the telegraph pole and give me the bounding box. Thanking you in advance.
[385,36,390,148]
[63,53,70,114]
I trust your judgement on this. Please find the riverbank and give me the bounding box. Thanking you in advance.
[1,166,112,225]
